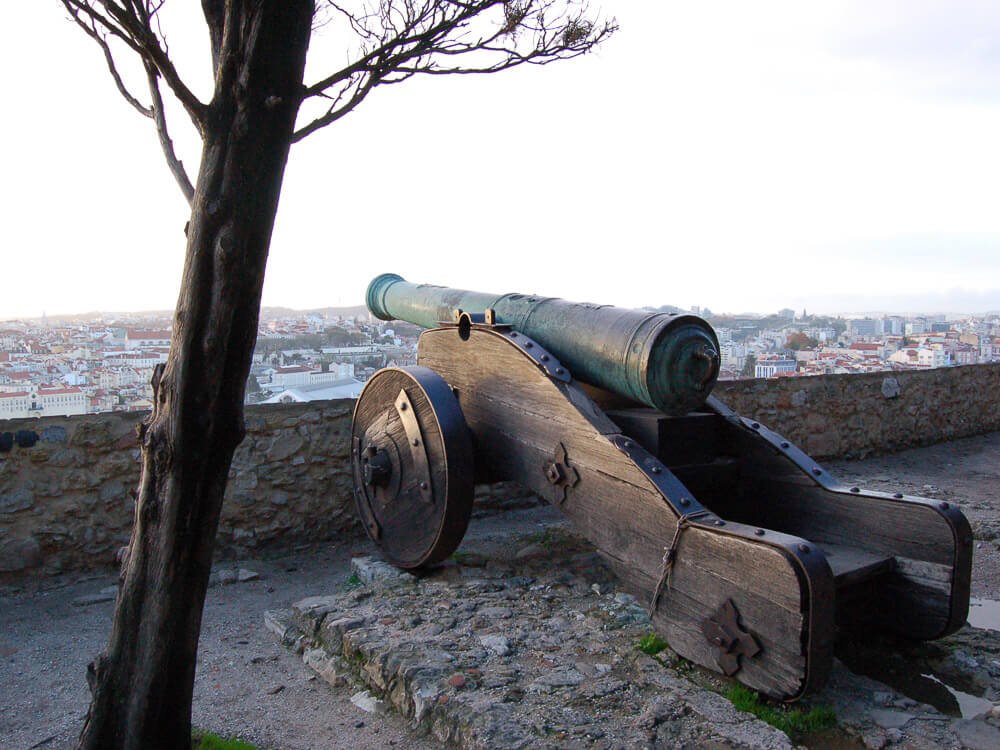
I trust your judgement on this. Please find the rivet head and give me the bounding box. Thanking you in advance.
[679,498,690,507]
[623,440,633,449]
[751,422,760,430]
[540,354,549,361]
[651,466,662,474]
[525,342,534,348]
[893,492,904,499]
[510,332,518,337]
[755,528,765,536]
[939,501,950,510]
[798,544,810,553]
[412,439,420,446]
[850,487,860,493]
[420,481,428,490]
[780,441,789,449]
[555,367,565,374]
[399,402,408,411]
[812,468,822,476]
[714,520,725,526]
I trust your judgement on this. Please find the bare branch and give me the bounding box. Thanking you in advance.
[60,0,208,132]
[59,0,197,204]
[144,62,195,204]
[63,3,153,117]
[293,71,381,142]
[294,1,615,143]
[299,1,616,141]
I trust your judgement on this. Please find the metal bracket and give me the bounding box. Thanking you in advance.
[543,442,580,505]
[701,599,761,676]
[502,329,572,383]
[609,433,714,521]
[395,388,433,503]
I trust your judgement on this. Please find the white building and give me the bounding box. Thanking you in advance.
[755,357,797,378]
[0,386,87,418]
[0,391,31,418]
[125,330,171,348]
[262,378,364,404]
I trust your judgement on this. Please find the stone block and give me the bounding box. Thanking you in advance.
[350,690,387,714]
[99,479,126,504]
[0,536,42,572]
[351,557,418,589]
[0,488,34,514]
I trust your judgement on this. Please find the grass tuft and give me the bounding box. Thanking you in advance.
[345,572,362,589]
[637,632,669,655]
[724,684,836,739]
[193,730,258,750]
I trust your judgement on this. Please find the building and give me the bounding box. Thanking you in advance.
[755,357,797,378]
[849,319,880,338]
[0,391,31,418]
[125,330,172,348]
[261,378,365,403]
[0,385,87,418]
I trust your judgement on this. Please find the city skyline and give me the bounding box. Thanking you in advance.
[4,2,1000,319]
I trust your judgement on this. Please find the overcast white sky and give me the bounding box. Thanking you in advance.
[4,1,1000,319]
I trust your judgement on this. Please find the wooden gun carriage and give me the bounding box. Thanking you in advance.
[350,274,972,700]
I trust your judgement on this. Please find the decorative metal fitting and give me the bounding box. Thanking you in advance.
[544,442,580,505]
[701,599,761,676]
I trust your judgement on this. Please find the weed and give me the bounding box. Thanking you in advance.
[345,573,362,589]
[723,684,836,739]
[193,730,258,750]
[637,632,668,656]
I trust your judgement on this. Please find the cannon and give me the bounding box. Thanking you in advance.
[351,274,972,700]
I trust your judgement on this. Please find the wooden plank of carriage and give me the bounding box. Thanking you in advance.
[418,326,828,699]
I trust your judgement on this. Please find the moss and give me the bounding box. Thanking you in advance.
[637,632,669,656]
[345,572,362,589]
[193,730,259,750]
[723,684,836,739]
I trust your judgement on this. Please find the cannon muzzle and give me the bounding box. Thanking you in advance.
[366,274,720,415]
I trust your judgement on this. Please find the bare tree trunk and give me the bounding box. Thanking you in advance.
[78,4,313,748]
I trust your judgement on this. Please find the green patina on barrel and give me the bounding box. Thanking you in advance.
[367,274,721,415]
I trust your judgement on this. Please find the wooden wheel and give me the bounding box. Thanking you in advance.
[351,366,474,569]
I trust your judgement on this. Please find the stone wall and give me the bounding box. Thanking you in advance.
[714,363,1000,460]
[0,401,355,578]
[2,363,999,579]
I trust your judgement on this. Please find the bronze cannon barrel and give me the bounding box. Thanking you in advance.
[366,274,720,416]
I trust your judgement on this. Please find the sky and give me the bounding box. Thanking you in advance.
[3,1,1000,319]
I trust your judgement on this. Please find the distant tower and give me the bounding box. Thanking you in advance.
[42,311,48,328]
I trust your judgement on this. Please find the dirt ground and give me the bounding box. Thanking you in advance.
[1,431,998,749]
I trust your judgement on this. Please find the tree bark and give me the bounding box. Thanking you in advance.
[78,3,313,748]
